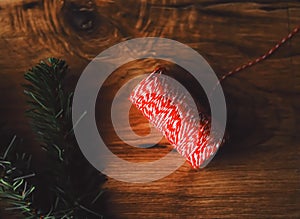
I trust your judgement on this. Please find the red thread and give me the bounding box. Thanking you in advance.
[130,69,220,168]
[220,25,300,82]
[129,26,299,169]
[135,93,182,146]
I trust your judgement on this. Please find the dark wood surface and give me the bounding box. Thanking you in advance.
[0,0,299,218]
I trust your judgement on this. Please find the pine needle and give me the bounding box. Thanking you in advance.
[23,57,106,218]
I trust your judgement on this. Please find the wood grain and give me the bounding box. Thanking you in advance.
[0,0,299,218]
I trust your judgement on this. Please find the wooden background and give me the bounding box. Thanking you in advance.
[0,0,299,218]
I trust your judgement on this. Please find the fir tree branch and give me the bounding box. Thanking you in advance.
[23,58,106,218]
[0,136,37,219]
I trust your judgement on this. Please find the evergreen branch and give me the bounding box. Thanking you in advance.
[0,136,37,218]
[24,58,106,218]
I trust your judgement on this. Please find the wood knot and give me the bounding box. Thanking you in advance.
[22,1,40,10]
[61,0,98,32]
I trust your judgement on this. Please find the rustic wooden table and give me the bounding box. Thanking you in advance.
[0,0,299,218]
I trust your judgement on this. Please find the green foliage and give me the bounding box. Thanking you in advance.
[24,58,73,162]
[24,58,106,218]
[1,58,106,218]
[0,136,37,218]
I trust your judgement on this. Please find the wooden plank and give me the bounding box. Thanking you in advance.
[0,0,299,218]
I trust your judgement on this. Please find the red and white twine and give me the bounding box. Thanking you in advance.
[129,26,299,168]
[129,70,220,168]
[220,25,300,82]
